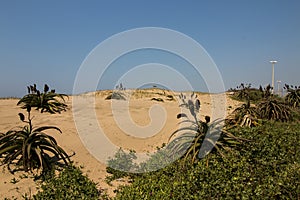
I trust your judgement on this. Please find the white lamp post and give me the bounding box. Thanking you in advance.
[277,80,281,96]
[269,60,278,94]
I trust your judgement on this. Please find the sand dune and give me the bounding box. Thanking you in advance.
[0,89,241,198]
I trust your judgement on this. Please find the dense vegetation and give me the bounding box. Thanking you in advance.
[108,120,299,199]
[31,165,107,200]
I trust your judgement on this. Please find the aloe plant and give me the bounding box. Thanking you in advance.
[168,93,243,163]
[257,97,291,122]
[284,84,300,108]
[0,84,71,174]
[17,84,67,114]
[0,115,70,173]
[226,99,259,127]
[236,83,251,100]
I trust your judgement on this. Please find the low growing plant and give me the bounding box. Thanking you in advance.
[33,165,107,199]
[113,121,300,199]
[105,148,138,184]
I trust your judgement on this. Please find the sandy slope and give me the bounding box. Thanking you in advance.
[0,89,240,199]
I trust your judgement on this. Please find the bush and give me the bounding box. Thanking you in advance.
[105,148,138,184]
[229,83,264,102]
[33,165,107,199]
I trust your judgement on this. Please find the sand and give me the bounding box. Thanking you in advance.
[0,89,240,199]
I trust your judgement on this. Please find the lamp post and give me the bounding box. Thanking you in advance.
[269,60,277,94]
[277,80,281,96]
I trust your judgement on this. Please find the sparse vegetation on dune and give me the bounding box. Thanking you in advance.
[0,97,20,100]
[1,85,299,199]
[106,84,300,199]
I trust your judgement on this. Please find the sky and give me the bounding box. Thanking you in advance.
[0,0,299,97]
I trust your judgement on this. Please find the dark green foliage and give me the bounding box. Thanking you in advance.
[257,97,291,122]
[229,83,269,103]
[18,84,67,114]
[33,165,106,199]
[284,84,300,108]
[113,121,300,199]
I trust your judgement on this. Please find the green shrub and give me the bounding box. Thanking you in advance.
[229,83,264,102]
[33,165,107,199]
[105,148,138,184]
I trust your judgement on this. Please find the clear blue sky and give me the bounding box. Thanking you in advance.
[0,0,299,97]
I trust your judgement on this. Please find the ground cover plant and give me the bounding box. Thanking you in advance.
[111,121,300,199]
[31,165,108,200]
